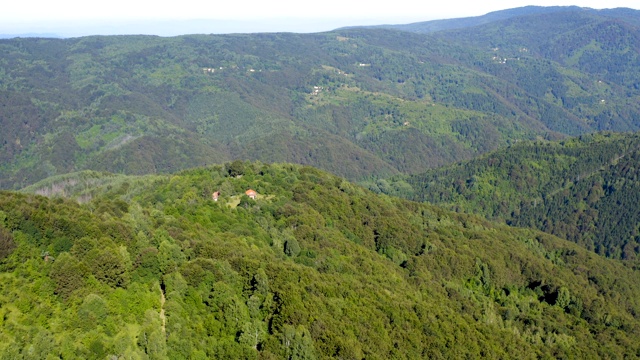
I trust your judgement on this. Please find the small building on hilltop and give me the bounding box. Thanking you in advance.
[212,191,220,201]
[245,189,257,200]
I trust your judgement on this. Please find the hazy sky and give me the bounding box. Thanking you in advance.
[2,0,639,36]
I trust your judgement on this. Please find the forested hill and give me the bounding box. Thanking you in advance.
[358,5,588,33]
[2,6,640,189]
[2,162,640,357]
[370,6,640,33]
[373,132,640,259]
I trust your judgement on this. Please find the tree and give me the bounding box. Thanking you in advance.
[282,325,317,360]
[556,286,571,310]
[158,240,185,275]
[226,160,246,177]
[239,195,256,208]
[239,320,267,350]
[50,252,87,299]
[78,294,109,330]
[0,226,15,261]
[85,247,129,288]
[138,310,168,360]
[284,239,300,257]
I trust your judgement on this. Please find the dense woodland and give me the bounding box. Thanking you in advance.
[1,162,640,358]
[374,132,640,259]
[1,7,640,188]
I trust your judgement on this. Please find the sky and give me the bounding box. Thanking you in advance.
[1,0,639,37]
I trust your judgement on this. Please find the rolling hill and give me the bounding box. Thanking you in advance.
[370,6,640,33]
[373,132,640,259]
[1,162,640,357]
[358,5,589,33]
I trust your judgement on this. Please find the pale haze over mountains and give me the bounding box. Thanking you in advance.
[1,0,639,37]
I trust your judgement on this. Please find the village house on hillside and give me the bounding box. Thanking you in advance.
[245,189,257,200]
[212,191,220,201]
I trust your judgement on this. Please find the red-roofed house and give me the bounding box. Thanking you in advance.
[245,189,257,200]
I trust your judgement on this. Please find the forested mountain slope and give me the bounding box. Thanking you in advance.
[369,7,640,134]
[434,7,640,91]
[2,6,640,189]
[373,132,640,259]
[361,5,587,33]
[0,32,525,189]
[1,162,640,358]
[374,6,640,33]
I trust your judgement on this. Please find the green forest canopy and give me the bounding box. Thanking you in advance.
[1,161,640,358]
[372,132,640,260]
[1,6,640,188]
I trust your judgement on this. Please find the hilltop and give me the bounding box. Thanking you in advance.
[353,6,588,33]
[365,6,640,33]
[1,162,640,357]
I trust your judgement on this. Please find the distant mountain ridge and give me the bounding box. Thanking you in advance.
[355,6,640,33]
[2,6,640,189]
[0,33,62,39]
